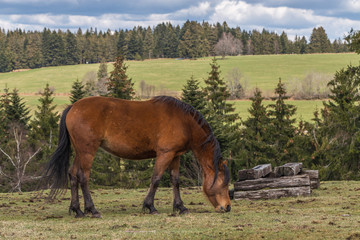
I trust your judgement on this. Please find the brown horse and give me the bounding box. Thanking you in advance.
[43,96,231,218]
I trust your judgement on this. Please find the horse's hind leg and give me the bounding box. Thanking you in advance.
[69,156,85,218]
[143,152,175,214]
[169,156,189,214]
[78,152,101,218]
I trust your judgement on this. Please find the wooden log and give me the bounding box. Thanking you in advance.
[301,170,320,189]
[234,186,311,200]
[274,162,303,177]
[234,174,310,191]
[238,164,272,181]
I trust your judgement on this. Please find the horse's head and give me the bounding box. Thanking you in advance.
[202,159,231,212]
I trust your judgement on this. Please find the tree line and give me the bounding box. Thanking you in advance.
[0,21,349,73]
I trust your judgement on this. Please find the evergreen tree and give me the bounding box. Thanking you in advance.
[64,30,80,65]
[239,88,273,169]
[345,29,360,54]
[143,26,154,59]
[180,76,209,185]
[107,56,135,99]
[181,75,208,115]
[203,58,239,155]
[70,78,86,104]
[6,88,30,127]
[309,27,332,53]
[0,86,11,140]
[267,79,297,165]
[29,83,60,147]
[312,65,360,179]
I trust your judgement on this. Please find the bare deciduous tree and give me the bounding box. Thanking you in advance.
[0,123,41,192]
[215,32,243,59]
[226,68,248,99]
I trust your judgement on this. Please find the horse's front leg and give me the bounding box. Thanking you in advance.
[169,156,189,214]
[143,152,175,214]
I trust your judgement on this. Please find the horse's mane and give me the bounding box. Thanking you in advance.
[152,96,230,186]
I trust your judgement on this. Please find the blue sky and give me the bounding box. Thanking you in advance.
[1,0,360,41]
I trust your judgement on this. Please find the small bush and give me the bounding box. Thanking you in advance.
[287,72,332,99]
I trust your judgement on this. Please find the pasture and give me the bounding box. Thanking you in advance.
[1,53,357,122]
[0,181,359,239]
[0,53,358,94]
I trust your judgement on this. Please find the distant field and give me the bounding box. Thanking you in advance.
[1,53,358,122]
[232,99,324,123]
[0,53,358,94]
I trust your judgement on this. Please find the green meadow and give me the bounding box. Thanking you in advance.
[0,53,358,121]
[0,181,359,239]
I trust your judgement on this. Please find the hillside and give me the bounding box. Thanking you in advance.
[0,53,358,121]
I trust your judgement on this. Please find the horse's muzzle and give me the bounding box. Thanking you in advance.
[219,205,231,212]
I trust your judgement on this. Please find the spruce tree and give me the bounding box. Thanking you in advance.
[181,75,208,115]
[313,65,360,179]
[203,58,239,155]
[267,79,297,165]
[107,56,135,99]
[29,83,60,146]
[180,76,208,185]
[7,88,30,127]
[240,88,273,169]
[70,78,86,104]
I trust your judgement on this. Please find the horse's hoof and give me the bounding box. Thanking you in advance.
[75,212,85,218]
[91,213,102,218]
[150,210,159,215]
[180,209,190,215]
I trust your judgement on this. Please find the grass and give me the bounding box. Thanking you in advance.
[232,99,324,123]
[0,181,359,239]
[0,53,358,121]
[0,53,358,94]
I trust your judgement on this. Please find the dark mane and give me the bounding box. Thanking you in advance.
[152,96,230,186]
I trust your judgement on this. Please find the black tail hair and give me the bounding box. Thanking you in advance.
[42,105,72,199]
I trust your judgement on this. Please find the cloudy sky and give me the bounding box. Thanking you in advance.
[1,0,360,41]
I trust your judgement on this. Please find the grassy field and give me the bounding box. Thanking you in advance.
[0,53,358,122]
[0,181,359,239]
[0,53,358,94]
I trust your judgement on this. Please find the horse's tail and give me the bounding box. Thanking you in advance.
[43,105,73,199]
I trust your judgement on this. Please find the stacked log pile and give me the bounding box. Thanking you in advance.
[234,163,319,200]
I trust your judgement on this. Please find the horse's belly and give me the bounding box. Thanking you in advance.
[100,139,156,160]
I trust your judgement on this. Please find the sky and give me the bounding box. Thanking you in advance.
[1,0,360,41]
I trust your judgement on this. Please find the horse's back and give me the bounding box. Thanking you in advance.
[66,96,191,159]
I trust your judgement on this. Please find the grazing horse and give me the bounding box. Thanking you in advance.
[44,96,231,218]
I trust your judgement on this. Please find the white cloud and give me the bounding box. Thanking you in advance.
[345,0,360,12]
[210,0,360,40]
[175,2,211,17]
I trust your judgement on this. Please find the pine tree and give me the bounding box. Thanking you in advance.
[313,65,360,179]
[70,78,86,104]
[64,30,80,65]
[345,29,360,54]
[238,88,274,178]
[309,27,332,53]
[29,83,60,145]
[203,58,239,155]
[107,56,135,99]
[143,26,154,59]
[180,76,209,185]
[267,78,297,165]
[6,88,30,127]
[181,75,207,115]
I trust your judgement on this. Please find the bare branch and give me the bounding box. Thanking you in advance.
[0,147,16,167]
[22,147,42,178]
